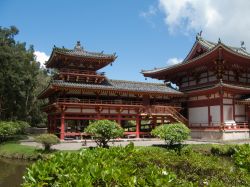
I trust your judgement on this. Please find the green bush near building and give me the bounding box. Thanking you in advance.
[35,134,60,152]
[151,123,190,146]
[85,120,124,148]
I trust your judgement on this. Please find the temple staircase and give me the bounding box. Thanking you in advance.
[150,105,188,125]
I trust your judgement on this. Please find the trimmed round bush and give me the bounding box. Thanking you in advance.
[151,123,190,146]
[35,134,59,151]
[85,120,124,148]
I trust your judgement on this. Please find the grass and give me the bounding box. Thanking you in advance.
[0,141,43,160]
[0,142,38,155]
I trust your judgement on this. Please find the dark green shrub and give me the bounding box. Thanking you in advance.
[211,145,237,157]
[151,123,190,146]
[22,143,183,186]
[233,144,250,172]
[35,134,59,152]
[0,121,29,143]
[85,120,124,148]
[22,144,250,187]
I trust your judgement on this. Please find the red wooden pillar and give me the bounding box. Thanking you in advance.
[60,113,65,140]
[232,95,235,121]
[53,115,56,133]
[220,90,224,129]
[117,113,121,126]
[136,115,140,138]
[161,116,164,124]
[47,115,51,133]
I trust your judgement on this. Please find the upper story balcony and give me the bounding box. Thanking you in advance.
[54,68,106,84]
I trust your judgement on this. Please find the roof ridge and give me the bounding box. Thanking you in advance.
[109,79,166,86]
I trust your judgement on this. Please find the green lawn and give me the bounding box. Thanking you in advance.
[0,142,40,160]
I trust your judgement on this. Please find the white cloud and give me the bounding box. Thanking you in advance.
[140,5,157,18]
[167,57,183,66]
[158,0,250,48]
[34,51,49,68]
[140,5,158,27]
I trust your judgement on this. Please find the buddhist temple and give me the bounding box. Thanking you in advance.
[38,41,186,140]
[142,33,250,140]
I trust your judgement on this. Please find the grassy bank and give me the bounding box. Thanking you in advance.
[0,142,41,160]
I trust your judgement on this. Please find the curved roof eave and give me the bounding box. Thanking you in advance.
[143,43,250,76]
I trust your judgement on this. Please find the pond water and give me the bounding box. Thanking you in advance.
[0,158,31,187]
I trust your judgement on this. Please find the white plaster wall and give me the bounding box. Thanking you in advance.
[66,108,81,113]
[189,97,197,101]
[83,109,96,113]
[223,105,233,121]
[182,82,188,87]
[210,105,220,124]
[121,110,129,114]
[239,77,247,83]
[198,95,207,100]
[100,109,109,114]
[223,99,232,104]
[235,104,245,115]
[189,107,208,124]
[199,78,207,84]
[189,80,196,86]
[235,117,246,122]
[209,76,217,82]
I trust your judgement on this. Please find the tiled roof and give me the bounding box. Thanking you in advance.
[51,79,182,95]
[52,41,117,59]
[197,36,250,57]
[142,36,250,74]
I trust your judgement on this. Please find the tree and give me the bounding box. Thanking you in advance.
[35,134,60,152]
[85,120,124,148]
[151,123,190,146]
[0,26,50,126]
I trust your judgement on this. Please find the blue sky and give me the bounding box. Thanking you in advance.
[1,0,250,82]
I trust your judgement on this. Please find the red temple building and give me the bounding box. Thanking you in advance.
[38,41,186,140]
[142,34,250,140]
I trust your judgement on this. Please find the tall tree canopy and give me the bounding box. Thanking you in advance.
[0,26,50,126]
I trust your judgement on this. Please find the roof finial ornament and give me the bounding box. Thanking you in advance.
[74,41,84,51]
[196,30,202,40]
[218,38,221,44]
[241,41,246,50]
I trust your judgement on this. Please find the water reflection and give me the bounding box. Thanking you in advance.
[0,158,31,187]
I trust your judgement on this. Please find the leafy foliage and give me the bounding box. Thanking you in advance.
[233,144,250,172]
[35,134,59,152]
[0,121,29,143]
[85,120,124,148]
[22,144,250,186]
[151,123,190,146]
[0,26,50,126]
[211,144,237,157]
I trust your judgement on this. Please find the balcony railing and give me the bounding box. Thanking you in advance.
[58,68,105,76]
[189,122,249,130]
[56,98,143,106]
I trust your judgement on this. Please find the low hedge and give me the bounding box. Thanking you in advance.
[22,144,250,186]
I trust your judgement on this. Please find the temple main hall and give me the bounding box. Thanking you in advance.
[38,41,186,140]
[39,34,250,140]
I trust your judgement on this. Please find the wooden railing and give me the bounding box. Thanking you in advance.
[54,98,188,124]
[59,68,105,76]
[56,98,143,106]
[189,122,249,130]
